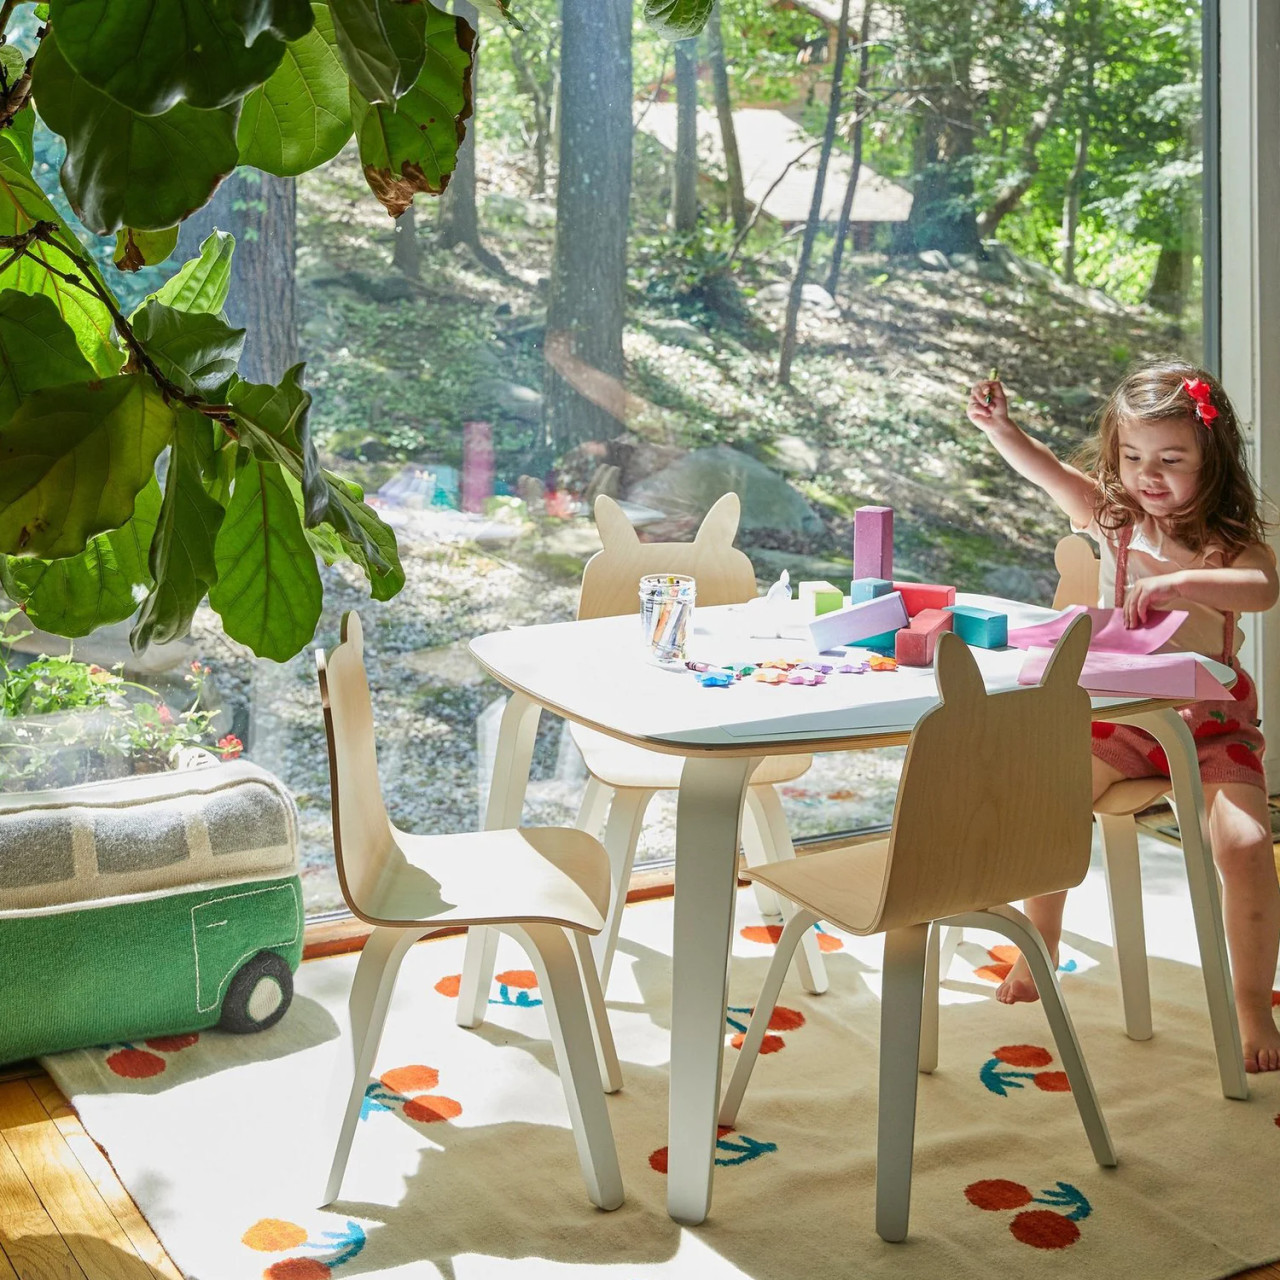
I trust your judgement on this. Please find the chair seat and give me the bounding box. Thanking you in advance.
[1094,777,1171,817]
[747,837,891,936]
[571,723,811,790]
[350,826,611,933]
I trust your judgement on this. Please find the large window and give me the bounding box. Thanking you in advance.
[3,0,1210,915]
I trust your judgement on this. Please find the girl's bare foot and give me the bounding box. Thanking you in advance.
[995,954,1042,1005]
[1240,1006,1280,1073]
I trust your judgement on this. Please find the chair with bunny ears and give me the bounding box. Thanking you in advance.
[573,493,831,995]
[719,617,1115,1243]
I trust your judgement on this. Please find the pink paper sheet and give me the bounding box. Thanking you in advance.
[1017,648,1233,700]
[1007,605,1187,655]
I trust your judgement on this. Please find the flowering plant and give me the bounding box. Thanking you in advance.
[1182,378,1219,426]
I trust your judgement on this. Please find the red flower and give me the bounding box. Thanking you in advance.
[1182,377,1219,426]
[157,704,173,725]
[217,734,244,760]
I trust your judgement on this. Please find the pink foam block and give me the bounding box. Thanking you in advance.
[892,582,956,617]
[854,506,893,581]
[809,590,908,651]
[894,608,953,666]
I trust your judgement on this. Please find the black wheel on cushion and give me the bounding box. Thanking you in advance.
[219,950,293,1034]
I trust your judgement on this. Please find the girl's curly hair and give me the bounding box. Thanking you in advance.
[1072,359,1269,556]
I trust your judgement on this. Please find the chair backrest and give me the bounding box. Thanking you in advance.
[1053,533,1100,609]
[871,616,1095,933]
[315,612,398,917]
[577,493,759,620]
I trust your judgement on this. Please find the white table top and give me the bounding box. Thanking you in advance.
[469,593,1232,756]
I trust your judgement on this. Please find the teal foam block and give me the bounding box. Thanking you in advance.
[849,577,893,603]
[860,628,900,652]
[947,604,1008,648]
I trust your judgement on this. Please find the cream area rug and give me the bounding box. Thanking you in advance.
[42,832,1280,1280]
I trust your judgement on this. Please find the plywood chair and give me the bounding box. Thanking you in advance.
[940,534,1173,1042]
[719,619,1116,1243]
[315,613,624,1212]
[574,493,828,995]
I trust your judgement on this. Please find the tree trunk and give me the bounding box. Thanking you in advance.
[825,0,873,298]
[1061,119,1089,283]
[673,36,699,232]
[177,171,296,384]
[1147,243,1185,315]
[544,0,632,451]
[705,2,746,230]
[393,204,421,278]
[778,0,852,384]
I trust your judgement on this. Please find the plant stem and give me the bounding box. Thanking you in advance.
[0,0,19,40]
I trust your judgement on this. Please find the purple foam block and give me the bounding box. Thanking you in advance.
[853,506,893,581]
[809,591,908,652]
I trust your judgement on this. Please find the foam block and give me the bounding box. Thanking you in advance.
[809,591,908,651]
[892,581,956,617]
[947,604,1008,649]
[798,580,844,616]
[849,577,893,603]
[894,608,953,666]
[853,506,893,581]
[859,628,900,652]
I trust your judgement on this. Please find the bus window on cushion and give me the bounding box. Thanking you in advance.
[94,800,190,873]
[206,781,292,857]
[0,812,76,888]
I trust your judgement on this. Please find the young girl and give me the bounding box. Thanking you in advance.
[966,360,1280,1073]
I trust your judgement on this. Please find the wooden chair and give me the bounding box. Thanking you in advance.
[719,619,1116,1243]
[572,493,829,995]
[315,613,624,1212]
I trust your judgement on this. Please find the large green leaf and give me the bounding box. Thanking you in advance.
[353,8,474,216]
[0,138,121,376]
[132,301,245,397]
[33,35,241,235]
[47,0,292,114]
[113,226,180,273]
[0,375,176,559]
[227,0,315,43]
[1,478,161,637]
[239,4,353,175]
[131,418,226,650]
[315,469,404,600]
[643,0,715,40]
[149,232,236,316]
[330,0,427,106]
[209,457,322,660]
[0,291,96,423]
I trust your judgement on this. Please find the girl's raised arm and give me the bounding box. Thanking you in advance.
[967,378,1096,529]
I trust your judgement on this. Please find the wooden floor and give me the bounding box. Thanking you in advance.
[0,1062,1277,1280]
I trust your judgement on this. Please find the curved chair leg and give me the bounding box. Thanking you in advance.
[456,926,500,1029]
[320,926,423,1207]
[571,928,623,1094]
[1098,812,1153,1041]
[876,923,930,1243]
[591,788,654,990]
[919,922,941,1075]
[575,775,612,840]
[719,908,819,1127]
[508,923,624,1211]
[741,793,784,920]
[746,787,829,996]
[953,905,1117,1169]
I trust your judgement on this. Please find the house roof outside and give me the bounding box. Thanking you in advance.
[633,103,913,225]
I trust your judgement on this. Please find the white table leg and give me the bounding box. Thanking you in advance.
[667,754,757,1225]
[457,692,542,1029]
[1121,708,1247,1100]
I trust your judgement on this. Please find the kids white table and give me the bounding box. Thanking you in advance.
[466,593,1246,1225]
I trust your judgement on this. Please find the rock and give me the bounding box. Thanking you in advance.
[644,318,714,352]
[755,282,790,303]
[753,282,838,311]
[768,434,820,475]
[478,378,543,423]
[310,270,415,303]
[981,562,1041,602]
[402,640,486,686]
[917,249,951,272]
[948,252,981,274]
[629,444,824,539]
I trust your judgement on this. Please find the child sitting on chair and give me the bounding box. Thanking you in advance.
[967,359,1280,1073]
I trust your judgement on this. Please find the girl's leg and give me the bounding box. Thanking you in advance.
[998,757,1126,1005]
[1204,782,1280,1073]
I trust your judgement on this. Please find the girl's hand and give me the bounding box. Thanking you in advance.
[1124,573,1185,628]
[966,378,1011,433]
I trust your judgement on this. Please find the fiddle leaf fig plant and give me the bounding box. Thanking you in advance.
[0,0,714,662]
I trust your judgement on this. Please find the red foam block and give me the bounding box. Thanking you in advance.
[894,608,953,666]
[892,582,956,617]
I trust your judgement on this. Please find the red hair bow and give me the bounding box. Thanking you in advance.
[1183,377,1218,426]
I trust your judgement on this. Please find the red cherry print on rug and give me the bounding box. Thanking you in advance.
[434,974,462,997]
[965,1178,1091,1246]
[965,1179,1033,1211]
[993,1044,1052,1068]
[265,1258,329,1279]
[1010,1209,1082,1249]
[740,923,844,953]
[106,1048,167,1079]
